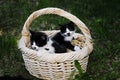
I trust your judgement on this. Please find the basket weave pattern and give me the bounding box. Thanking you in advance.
[18,8,93,80]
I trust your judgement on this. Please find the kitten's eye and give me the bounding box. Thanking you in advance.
[45,48,49,51]
[61,30,66,33]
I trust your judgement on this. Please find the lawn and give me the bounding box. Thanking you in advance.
[0,0,120,80]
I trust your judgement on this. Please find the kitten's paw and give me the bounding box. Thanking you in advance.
[74,46,81,51]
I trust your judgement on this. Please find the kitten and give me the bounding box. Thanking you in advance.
[30,30,67,54]
[52,21,80,51]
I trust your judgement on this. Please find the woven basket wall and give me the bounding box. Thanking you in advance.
[18,8,93,80]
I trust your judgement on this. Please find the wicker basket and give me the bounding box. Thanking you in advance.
[18,8,93,80]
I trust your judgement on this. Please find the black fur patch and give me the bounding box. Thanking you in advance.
[30,30,48,47]
[51,39,67,53]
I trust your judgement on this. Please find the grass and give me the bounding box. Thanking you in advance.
[0,0,120,80]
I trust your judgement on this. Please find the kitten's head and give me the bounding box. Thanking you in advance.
[30,30,48,50]
[59,21,75,37]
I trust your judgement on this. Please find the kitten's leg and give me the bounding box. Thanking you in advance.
[65,41,81,51]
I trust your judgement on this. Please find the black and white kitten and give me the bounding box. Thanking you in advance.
[30,30,67,54]
[52,21,80,51]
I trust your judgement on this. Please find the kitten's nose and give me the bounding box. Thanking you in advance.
[32,47,37,50]
[67,33,70,36]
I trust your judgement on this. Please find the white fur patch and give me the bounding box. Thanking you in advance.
[64,28,75,41]
[74,46,81,51]
[38,39,55,54]
[37,49,49,56]
[31,42,39,50]
[64,35,74,41]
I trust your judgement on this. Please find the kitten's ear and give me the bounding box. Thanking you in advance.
[29,30,34,35]
[69,21,74,26]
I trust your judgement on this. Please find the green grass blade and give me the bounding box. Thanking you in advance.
[74,60,83,78]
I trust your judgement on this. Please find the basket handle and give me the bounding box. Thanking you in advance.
[22,7,92,40]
